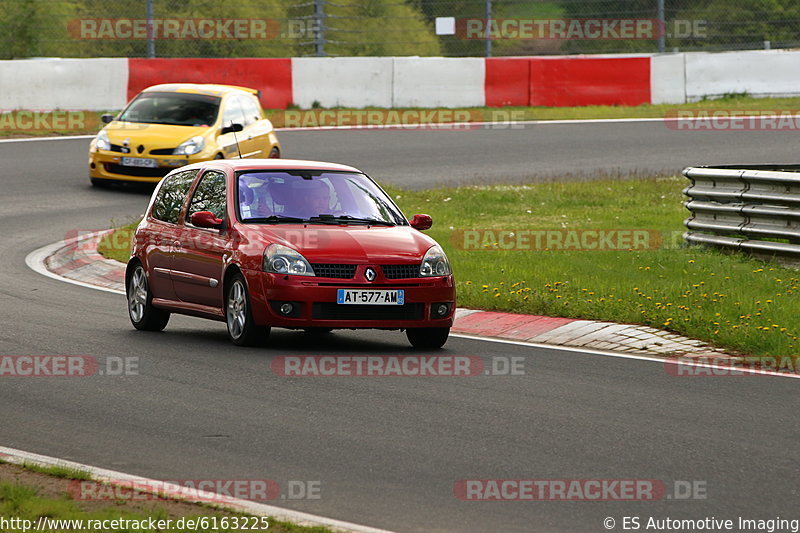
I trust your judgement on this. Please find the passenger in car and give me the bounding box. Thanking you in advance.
[239,181,273,219]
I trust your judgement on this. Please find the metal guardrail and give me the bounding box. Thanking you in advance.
[683,165,800,256]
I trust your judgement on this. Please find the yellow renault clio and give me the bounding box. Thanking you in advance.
[89,83,281,186]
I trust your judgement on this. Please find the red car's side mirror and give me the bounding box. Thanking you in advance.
[409,214,432,231]
[190,211,223,228]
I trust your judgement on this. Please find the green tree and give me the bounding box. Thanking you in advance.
[323,0,442,56]
[679,0,800,50]
[0,0,82,59]
[0,0,297,59]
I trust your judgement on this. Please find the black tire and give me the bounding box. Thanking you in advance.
[226,273,270,346]
[214,153,224,160]
[90,178,110,188]
[268,146,280,158]
[127,263,170,331]
[406,327,450,349]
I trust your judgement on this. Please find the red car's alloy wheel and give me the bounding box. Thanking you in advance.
[127,264,170,331]
[226,274,270,346]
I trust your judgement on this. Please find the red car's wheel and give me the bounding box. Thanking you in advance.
[304,327,334,335]
[127,264,170,331]
[226,273,270,346]
[406,327,450,350]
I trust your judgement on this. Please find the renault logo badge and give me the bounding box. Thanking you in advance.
[365,268,376,282]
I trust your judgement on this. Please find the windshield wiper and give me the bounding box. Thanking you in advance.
[333,215,396,226]
[308,214,343,225]
[243,215,307,224]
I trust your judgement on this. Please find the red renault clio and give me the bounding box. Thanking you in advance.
[126,158,455,348]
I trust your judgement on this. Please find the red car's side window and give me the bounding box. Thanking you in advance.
[151,170,197,224]
[186,171,227,222]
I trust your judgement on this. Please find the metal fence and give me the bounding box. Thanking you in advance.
[683,165,800,258]
[2,0,800,59]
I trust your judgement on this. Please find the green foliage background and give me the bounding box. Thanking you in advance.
[1,0,799,59]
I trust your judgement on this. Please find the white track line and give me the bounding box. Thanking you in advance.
[25,233,125,296]
[452,333,800,379]
[0,134,94,144]
[277,114,800,132]
[26,238,800,379]
[4,112,800,141]
[0,445,395,533]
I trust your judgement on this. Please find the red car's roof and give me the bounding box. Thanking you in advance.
[182,158,364,174]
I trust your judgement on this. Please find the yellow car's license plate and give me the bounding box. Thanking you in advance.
[121,157,157,168]
[337,289,404,305]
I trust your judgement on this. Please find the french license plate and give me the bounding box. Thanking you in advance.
[337,289,404,305]
[120,157,157,168]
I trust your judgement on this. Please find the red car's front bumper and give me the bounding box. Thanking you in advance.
[243,270,455,329]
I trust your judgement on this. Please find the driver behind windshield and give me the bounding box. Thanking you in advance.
[287,180,333,219]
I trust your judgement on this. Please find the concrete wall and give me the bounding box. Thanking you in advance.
[4,50,800,111]
[392,57,484,108]
[685,50,800,101]
[0,58,128,111]
[292,57,393,108]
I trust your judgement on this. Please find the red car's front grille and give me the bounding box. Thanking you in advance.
[312,303,424,321]
[309,264,422,280]
[381,264,421,279]
[311,264,357,279]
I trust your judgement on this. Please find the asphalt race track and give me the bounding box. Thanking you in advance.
[279,122,800,187]
[1,127,799,532]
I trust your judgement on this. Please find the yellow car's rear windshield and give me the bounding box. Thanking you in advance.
[119,92,221,127]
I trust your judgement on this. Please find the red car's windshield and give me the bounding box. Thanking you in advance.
[236,171,406,225]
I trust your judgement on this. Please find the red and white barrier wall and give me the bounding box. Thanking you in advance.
[3,49,800,111]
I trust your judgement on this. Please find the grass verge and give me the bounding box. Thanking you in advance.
[0,461,332,532]
[4,93,800,137]
[97,174,799,358]
[96,221,138,264]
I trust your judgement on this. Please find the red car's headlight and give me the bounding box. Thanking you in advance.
[263,244,316,276]
[420,245,452,277]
